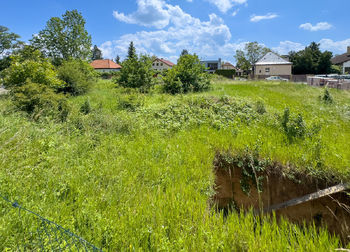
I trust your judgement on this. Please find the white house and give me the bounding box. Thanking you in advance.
[200,58,222,74]
[152,58,175,71]
[90,59,122,73]
[331,47,350,74]
[254,52,292,79]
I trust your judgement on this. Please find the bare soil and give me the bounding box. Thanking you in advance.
[213,154,350,243]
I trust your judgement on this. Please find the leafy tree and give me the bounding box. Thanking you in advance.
[91,45,102,60]
[1,50,64,89]
[117,54,154,92]
[31,10,92,63]
[163,54,211,94]
[180,49,189,56]
[127,41,136,60]
[57,59,97,95]
[0,25,21,55]
[288,42,333,74]
[234,42,270,72]
[115,55,121,64]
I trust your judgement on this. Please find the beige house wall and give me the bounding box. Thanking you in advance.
[152,59,172,71]
[255,64,292,76]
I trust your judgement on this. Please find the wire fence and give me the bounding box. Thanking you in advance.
[0,193,102,251]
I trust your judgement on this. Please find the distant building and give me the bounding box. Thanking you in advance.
[331,46,350,74]
[152,58,175,71]
[254,52,292,79]
[90,59,121,73]
[200,58,222,73]
[221,62,243,76]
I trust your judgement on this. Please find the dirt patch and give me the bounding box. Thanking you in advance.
[213,153,350,243]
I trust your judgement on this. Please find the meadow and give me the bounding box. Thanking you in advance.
[0,79,349,250]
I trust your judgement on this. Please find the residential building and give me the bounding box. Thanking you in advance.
[200,58,222,73]
[254,52,292,79]
[90,59,121,72]
[331,46,350,74]
[221,62,243,76]
[152,58,175,71]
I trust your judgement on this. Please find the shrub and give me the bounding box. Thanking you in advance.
[215,69,236,79]
[321,88,333,104]
[163,54,211,94]
[255,100,266,114]
[281,108,306,141]
[57,60,96,96]
[80,98,92,114]
[1,54,64,90]
[117,55,154,92]
[11,80,69,121]
[117,92,144,112]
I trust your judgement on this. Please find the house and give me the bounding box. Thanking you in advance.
[200,58,222,73]
[254,52,292,79]
[90,59,121,73]
[331,46,350,74]
[152,58,175,71]
[221,62,243,76]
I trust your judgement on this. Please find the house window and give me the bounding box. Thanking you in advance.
[265,68,270,73]
[152,63,155,66]
[156,63,159,66]
[345,67,350,74]
[161,63,163,66]
[259,70,262,73]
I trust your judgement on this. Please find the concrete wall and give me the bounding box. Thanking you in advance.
[152,59,172,71]
[255,64,292,76]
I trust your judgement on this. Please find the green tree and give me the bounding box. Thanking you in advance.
[180,49,189,57]
[127,41,136,60]
[117,54,154,92]
[1,50,64,89]
[115,55,121,64]
[0,26,21,55]
[288,42,333,74]
[31,10,92,63]
[91,45,102,60]
[234,42,270,72]
[163,54,211,94]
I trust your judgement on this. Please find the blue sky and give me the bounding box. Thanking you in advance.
[1,0,350,63]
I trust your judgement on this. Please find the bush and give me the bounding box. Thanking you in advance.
[163,54,211,94]
[80,98,92,114]
[321,88,333,104]
[215,69,236,79]
[11,80,70,121]
[255,100,266,114]
[57,60,96,96]
[281,108,306,141]
[1,53,64,90]
[117,55,154,92]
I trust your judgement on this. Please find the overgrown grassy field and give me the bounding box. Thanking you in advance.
[1,79,349,250]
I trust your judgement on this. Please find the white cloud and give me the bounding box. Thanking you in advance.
[250,13,278,22]
[272,41,305,55]
[299,22,332,31]
[232,9,239,16]
[206,0,247,13]
[319,38,350,53]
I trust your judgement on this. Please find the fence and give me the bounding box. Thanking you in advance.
[0,193,102,251]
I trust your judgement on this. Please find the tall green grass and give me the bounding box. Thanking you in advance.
[0,80,349,250]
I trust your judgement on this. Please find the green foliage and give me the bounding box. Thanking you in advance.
[117,55,154,92]
[127,41,136,60]
[117,91,144,112]
[280,108,307,141]
[1,53,64,89]
[255,100,266,114]
[10,80,69,121]
[80,98,92,114]
[321,88,333,104]
[163,54,211,94]
[31,10,92,62]
[234,42,270,72]
[57,59,96,95]
[91,45,102,60]
[288,42,333,74]
[215,69,236,79]
[115,55,121,64]
[180,49,189,56]
[330,64,342,74]
[0,25,22,55]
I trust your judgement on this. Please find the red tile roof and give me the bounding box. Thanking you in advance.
[154,58,175,67]
[90,59,121,69]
